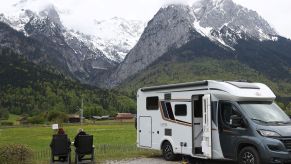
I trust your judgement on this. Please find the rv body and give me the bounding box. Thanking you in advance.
[137,80,291,164]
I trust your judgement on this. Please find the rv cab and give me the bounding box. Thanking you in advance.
[137,80,291,164]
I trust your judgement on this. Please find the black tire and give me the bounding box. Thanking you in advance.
[162,141,177,161]
[238,146,261,164]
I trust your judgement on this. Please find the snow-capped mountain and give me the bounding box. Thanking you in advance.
[0,1,146,84]
[0,0,145,63]
[0,4,115,84]
[108,0,285,87]
[68,17,145,62]
[192,0,278,50]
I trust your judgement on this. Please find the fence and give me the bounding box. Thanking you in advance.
[33,144,159,163]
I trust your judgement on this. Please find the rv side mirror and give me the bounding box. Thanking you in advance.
[230,115,242,128]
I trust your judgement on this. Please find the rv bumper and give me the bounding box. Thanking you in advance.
[261,137,291,164]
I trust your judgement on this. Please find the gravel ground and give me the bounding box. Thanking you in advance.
[105,157,236,164]
[106,157,179,164]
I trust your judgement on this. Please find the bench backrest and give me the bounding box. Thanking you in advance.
[51,134,70,155]
[76,135,93,154]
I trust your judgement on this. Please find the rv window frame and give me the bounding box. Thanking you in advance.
[146,96,159,110]
[174,104,187,116]
[218,101,243,129]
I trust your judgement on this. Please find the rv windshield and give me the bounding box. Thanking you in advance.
[240,102,291,124]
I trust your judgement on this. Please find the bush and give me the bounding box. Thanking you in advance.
[0,121,13,126]
[48,110,68,123]
[27,115,45,124]
[0,144,33,164]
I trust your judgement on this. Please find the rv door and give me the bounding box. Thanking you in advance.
[139,116,152,148]
[202,94,212,158]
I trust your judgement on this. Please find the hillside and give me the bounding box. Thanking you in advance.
[0,48,135,117]
[119,56,291,102]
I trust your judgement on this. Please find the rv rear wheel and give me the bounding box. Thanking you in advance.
[162,141,176,161]
[238,146,261,164]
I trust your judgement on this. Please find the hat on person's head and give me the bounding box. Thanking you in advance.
[78,128,83,133]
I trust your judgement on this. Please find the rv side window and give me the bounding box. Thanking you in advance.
[146,97,159,110]
[220,102,241,128]
[175,104,187,116]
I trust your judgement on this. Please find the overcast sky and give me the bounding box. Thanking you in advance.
[0,0,290,38]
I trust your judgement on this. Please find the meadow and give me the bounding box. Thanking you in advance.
[0,121,160,163]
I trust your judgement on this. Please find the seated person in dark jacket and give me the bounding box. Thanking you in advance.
[50,128,71,162]
[74,128,87,160]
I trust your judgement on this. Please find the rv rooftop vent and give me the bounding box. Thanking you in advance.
[164,93,171,100]
[226,81,260,89]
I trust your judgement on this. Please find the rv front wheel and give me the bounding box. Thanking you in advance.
[238,146,261,164]
[162,141,176,161]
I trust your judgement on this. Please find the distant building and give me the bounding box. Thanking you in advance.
[92,115,110,120]
[68,114,80,123]
[19,117,28,124]
[115,113,134,120]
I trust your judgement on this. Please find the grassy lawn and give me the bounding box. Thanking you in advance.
[8,114,21,124]
[0,114,21,125]
[0,122,159,163]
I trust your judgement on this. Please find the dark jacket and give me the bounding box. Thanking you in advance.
[74,131,87,147]
[50,134,71,151]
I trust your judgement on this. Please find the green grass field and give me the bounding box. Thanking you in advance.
[0,122,159,163]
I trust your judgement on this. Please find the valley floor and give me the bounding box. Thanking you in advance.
[0,121,159,163]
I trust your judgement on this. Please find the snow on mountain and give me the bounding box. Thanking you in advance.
[109,0,281,87]
[0,9,30,35]
[191,0,278,50]
[66,17,145,62]
[0,0,146,63]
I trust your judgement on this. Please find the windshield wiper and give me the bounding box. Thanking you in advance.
[269,121,291,124]
[251,118,270,124]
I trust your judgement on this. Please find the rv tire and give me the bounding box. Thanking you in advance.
[238,146,261,164]
[162,141,177,161]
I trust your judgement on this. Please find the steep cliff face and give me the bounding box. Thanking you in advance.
[109,5,201,86]
[108,0,282,87]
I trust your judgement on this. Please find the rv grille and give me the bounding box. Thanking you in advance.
[280,139,291,150]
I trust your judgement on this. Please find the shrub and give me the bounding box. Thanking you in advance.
[27,115,45,124]
[0,144,33,164]
[0,121,13,126]
[48,111,68,123]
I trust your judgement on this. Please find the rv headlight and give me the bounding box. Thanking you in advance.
[257,130,281,137]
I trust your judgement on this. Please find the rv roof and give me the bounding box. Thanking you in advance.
[140,80,262,92]
[140,81,208,92]
[139,80,276,101]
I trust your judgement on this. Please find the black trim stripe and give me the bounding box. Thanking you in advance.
[159,101,192,127]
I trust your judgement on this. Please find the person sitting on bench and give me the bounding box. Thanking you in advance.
[74,128,87,161]
[50,128,71,162]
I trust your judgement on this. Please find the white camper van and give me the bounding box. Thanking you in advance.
[137,80,291,164]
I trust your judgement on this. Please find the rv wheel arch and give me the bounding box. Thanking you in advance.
[160,138,175,151]
[236,143,260,161]
[161,140,178,161]
[238,146,261,164]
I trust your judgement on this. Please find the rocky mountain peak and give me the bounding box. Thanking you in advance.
[107,0,282,87]
[38,4,62,28]
[107,4,199,87]
[192,0,277,40]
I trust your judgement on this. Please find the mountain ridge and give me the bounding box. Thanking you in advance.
[108,0,288,87]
